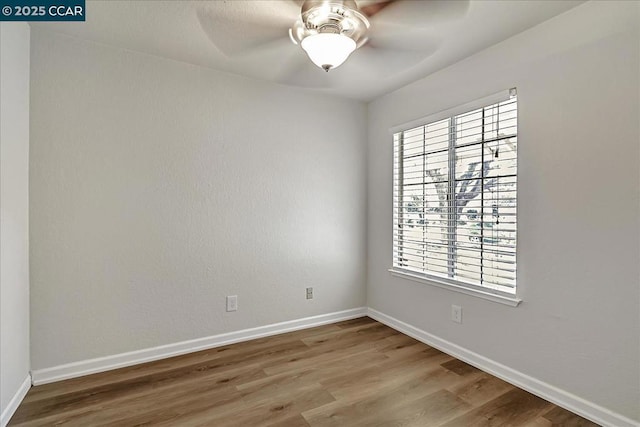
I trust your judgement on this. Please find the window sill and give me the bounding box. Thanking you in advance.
[388,268,522,307]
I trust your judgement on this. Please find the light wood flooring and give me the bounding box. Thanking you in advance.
[10,317,599,426]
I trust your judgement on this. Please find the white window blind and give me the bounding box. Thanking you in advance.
[392,90,518,296]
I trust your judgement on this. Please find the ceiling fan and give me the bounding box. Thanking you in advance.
[289,0,386,72]
[197,0,469,82]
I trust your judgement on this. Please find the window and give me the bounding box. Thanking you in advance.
[391,89,518,302]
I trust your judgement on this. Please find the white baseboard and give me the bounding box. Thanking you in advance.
[367,308,639,427]
[31,307,367,386]
[1,375,31,427]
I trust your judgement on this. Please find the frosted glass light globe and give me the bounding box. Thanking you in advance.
[301,33,357,71]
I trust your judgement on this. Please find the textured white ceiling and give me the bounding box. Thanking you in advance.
[32,0,584,101]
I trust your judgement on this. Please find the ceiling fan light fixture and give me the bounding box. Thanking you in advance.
[291,1,369,72]
[300,33,356,71]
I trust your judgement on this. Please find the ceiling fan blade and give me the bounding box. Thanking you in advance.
[228,38,302,81]
[365,0,471,28]
[359,0,396,18]
[344,42,435,78]
[196,1,300,57]
[366,22,441,52]
[274,34,437,89]
[276,52,338,89]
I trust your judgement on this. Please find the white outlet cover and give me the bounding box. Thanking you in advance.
[452,305,462,323]
[226,295,238,312]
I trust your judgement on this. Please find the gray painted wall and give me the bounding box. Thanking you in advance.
[0,22,31,417]
[29,29,367,370]
[367,1,639,421]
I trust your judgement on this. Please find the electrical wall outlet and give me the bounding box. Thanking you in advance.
[306,287,313,299]
[451,305,462,324]
[226,295,238,312]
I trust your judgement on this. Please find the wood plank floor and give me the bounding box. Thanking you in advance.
[10,317,599,426]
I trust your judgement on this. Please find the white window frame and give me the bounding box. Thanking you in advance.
[388,89,521,306]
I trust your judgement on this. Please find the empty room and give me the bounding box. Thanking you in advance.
[1,0,639,426]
